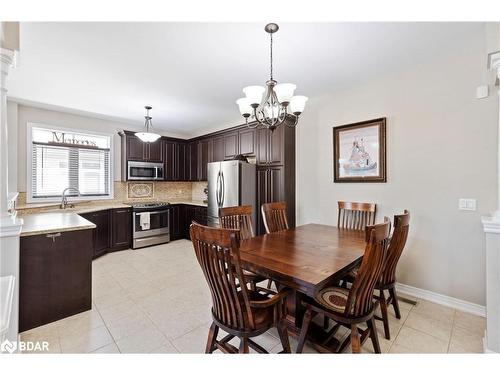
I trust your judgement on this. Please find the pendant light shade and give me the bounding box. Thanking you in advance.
[135,106,161,143]
[135,131,161,142]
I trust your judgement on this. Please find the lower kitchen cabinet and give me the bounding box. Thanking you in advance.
[169,204,207,241]
[111,207,132,251]
[19,229,93,332]
[80,208,132,259]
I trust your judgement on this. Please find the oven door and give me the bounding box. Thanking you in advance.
[133,209,169,238]
[128,161,164,181]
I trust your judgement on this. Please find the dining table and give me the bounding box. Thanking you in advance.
[239,223,367,352]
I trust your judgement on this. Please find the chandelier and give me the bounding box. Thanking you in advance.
[236,23,308,131]
[135,106,161,142]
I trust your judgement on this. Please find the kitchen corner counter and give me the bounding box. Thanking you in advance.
[19,212,96,237]
[169,200,208,207]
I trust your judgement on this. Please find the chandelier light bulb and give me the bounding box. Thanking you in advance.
[290,95,308,115]
[243,86,265,107]
[274,83,297,104]
[236,98,252,117]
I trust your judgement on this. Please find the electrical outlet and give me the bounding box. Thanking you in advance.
[459,198,477,211]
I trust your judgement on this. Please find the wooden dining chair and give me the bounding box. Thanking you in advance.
[190,222,292,354]
[261,202,289,234]
[296,219,391,354]
[338,201,377,231]
[375,210,410,340]
[219,205,267,290]
[219,205,255,240]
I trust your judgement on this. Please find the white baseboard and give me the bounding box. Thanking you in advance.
[396,282,486,317]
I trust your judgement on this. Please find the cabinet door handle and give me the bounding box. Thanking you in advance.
[46,232,61,242]
[115,209,129,213]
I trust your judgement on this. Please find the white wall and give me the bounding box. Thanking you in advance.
[296,30,498,306]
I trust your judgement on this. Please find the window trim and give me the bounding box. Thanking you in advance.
[26,122,114,203]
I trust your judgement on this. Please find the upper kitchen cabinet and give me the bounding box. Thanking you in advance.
[185,141,199,181]
[121,131,164,163]
[238,128,257,156]
[212,130,240,162]
[197,138,212,181]
[256,125,292,166]
[165,140,191,181]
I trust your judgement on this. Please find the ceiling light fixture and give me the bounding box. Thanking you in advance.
[236,23,308,131]
[135,106,161,142]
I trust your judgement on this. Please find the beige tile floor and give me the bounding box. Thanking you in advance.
[20,240,486,354]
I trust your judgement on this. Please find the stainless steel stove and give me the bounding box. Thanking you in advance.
[131,201,170,249]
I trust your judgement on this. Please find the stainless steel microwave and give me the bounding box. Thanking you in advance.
[127,161,164,181]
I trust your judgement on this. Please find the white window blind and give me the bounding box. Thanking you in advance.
[30,126,111,200]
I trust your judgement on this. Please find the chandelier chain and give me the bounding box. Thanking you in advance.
[270,32,273,81]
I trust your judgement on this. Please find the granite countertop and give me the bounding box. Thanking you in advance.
[169,200,207,207]
[20,212,96,237]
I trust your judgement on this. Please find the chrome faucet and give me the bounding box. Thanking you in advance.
[60,187,81,209]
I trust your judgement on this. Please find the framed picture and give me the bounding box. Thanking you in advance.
[333,117,386,183]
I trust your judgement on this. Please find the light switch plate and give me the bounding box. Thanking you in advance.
[459,198,477,211]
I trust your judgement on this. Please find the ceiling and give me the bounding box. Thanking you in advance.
[8,22,484,137]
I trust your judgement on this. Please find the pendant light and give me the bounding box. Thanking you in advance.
[135,106,161,142]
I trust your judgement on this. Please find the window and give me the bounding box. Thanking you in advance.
[28,124,113,202]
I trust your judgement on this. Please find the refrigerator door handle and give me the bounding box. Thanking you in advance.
[220,171,225,207]
[216,171,221,207]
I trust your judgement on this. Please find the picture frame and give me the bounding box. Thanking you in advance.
[333,117,386,183]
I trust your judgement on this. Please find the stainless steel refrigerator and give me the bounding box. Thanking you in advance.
[207,160,256,232]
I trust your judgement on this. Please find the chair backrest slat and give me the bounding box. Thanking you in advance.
[219,205,254,240]
[338,201,377,231]
[380,210,410,285]
[345,218,390,317]
[190,222,254,330]
[261,202,289,234]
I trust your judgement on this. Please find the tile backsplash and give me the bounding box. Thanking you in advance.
[191,181,208,202]
[16,180,208,208]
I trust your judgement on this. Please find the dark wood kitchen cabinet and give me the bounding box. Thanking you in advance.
[212,136,225,162]
[110,208,132,251]
[19,229,93,332]
[197,138,212,181]
[80,210,111,259]
[256,166,286,234]
[185,141,198,181]
[165,141,187,181]
[239,128,257,156]
[257,125,286,165]
[80,208,131,258]
[223,131,239,160]
[122,131,164,163]
[170,204,207,241]
[169,204,186,241]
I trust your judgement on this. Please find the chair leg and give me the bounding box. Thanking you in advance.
[239,337,249,353]
[277,320,291,353]
[266,279,273,289]
[389,287,402,319]
[205,322,219,353]
[379,290,391,340]
[367,317,381,354]
[350,324,361,354]
[296,308,313,353]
